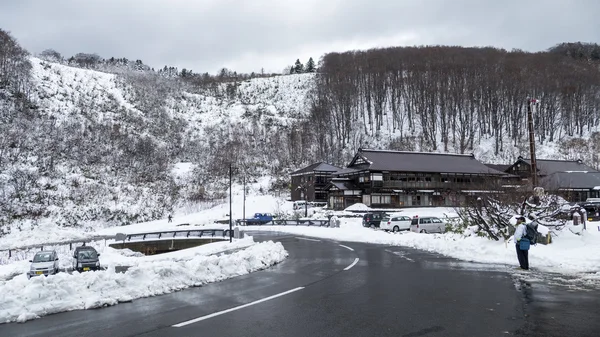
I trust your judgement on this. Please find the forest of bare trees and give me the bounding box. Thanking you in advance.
[305,46,600,166]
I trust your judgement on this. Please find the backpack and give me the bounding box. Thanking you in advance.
[524,223,539,245]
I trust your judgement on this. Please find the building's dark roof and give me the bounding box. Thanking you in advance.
[291,162,341,175]
[485,164,511,172]
[327,179,360,191]
[519,157,598,175]
[334,165,369,176]
[348,149,507,175]
[540,172,600,190]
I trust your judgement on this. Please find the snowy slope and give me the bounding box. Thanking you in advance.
[28,58,314,133]
[167,73,314,142]
[29,58,137,124]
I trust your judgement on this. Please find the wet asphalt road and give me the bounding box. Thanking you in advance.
[1,231,599,337]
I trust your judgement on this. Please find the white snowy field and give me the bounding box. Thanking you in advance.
[0,239,287,324]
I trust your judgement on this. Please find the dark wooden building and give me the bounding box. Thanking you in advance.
[326,149,509,210]
[502,156,600,202]
[505,156,598,180]
[290,162,341,202]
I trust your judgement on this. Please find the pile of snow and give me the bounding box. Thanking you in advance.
[0,236,256,279]
[245,218,600,275]
[344,203,371,212]
[0,240,287,323]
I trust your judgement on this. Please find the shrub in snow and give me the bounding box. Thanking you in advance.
[457,186,568,241]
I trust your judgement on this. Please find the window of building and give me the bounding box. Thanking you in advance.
[362,195,371,206]
[315,192,327,201]
[412,195,421,206]
[371,195,391,204]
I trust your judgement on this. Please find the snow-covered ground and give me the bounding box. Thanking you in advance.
[93,188,599,279]
[246,217,600,276]
[0,239,287,324]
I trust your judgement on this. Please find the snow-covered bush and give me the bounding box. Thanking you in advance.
[457,185,568,241]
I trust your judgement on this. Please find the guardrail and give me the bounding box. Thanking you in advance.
[236,219,331,226]
[0,235,117,259]
[0,227,234,260]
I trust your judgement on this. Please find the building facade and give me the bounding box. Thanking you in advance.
[326,149,509,210]
[503,156,600,202]
[290,162,341,202]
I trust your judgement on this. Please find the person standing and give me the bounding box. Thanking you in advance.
[513,216,529,270]
[168,214,173,223]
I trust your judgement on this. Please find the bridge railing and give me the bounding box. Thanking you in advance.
[122,228,233,242]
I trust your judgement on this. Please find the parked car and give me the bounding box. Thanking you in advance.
[73,246,101,272]
[379,213,412,232]
[245,213,274,225]
[362,212,388,228]
[28,250,59,279]
[579,203,600,222]
[410,216,446,233]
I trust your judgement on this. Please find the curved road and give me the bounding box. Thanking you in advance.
[1,231,599,337]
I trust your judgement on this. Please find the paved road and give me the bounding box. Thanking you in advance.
[1,231,598,337]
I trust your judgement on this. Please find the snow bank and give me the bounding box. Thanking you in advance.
[1,236,255,281]
[0,241,287,323]
[245,218,600,275]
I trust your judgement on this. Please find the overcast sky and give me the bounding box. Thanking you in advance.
[1,0,598,74]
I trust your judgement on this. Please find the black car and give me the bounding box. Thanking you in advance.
[362,212,388,228]
[72,246,101,272]
[580,203,600,221]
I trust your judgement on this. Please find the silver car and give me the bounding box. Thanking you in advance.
[28,250,59,279]
[410,217,446,234]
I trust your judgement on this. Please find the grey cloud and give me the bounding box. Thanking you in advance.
[0,0,598,73]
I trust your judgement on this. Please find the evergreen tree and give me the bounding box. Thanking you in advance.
[305,57,316,72]
[289,66,296,74]
[293,59,304,73]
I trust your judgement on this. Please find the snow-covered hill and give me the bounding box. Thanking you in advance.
[2,55,599,241]
[0,58,315,238]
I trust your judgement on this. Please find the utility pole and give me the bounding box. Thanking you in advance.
[243,169,246,223]
[229,162,233,243]
[527,98,538,188]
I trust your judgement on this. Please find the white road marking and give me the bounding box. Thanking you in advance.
[172,287,305,327]
[339,244,354,251]
[295,237,321,242]
[344,258,360,271]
